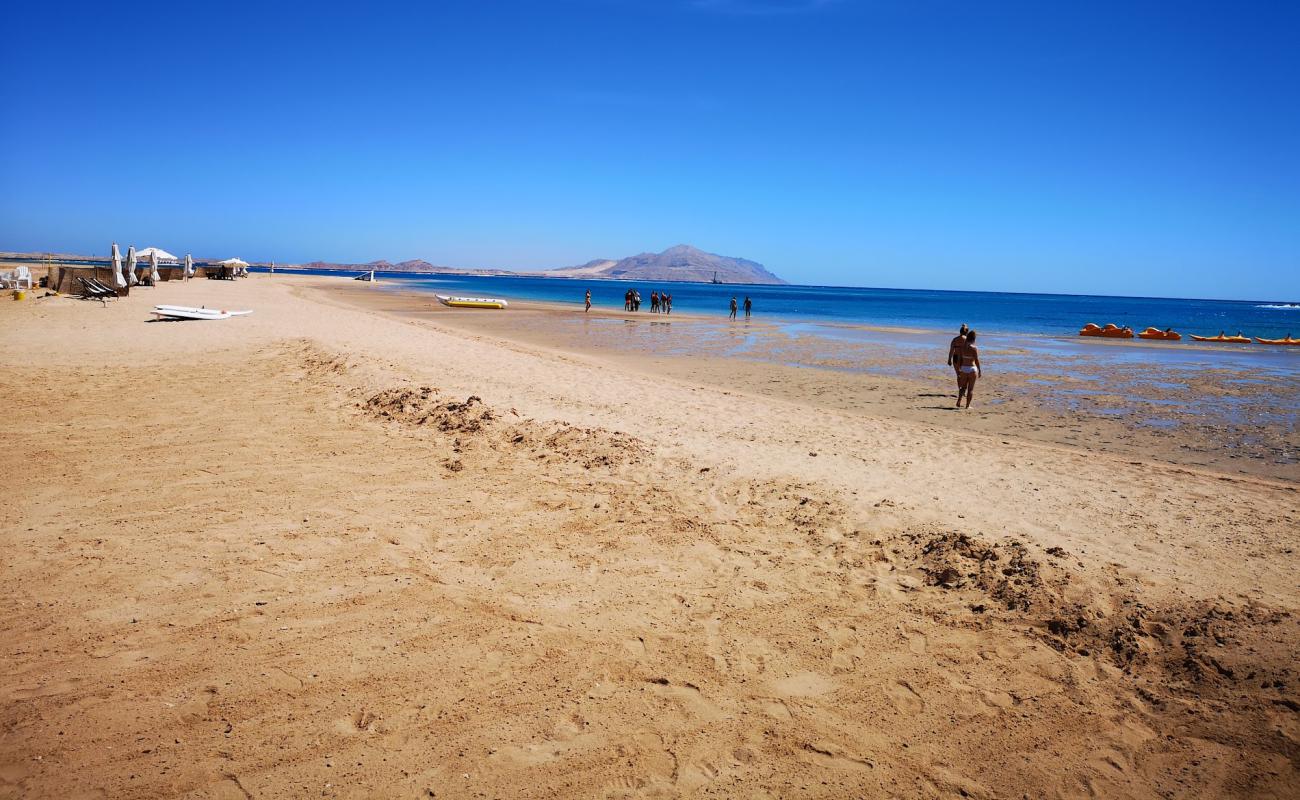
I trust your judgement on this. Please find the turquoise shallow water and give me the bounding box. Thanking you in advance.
[258,267,1300,343]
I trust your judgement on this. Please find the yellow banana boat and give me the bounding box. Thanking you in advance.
[436,294,509,309]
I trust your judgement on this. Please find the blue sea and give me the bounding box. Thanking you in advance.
[258,267,1300,342]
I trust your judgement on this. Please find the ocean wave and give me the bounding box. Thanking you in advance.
[1256,304,1300,310]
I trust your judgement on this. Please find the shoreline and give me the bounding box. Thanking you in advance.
[315,275,1299,483]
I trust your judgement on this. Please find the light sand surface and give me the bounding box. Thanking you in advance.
[354,289,1298,483]
[2,276,1297,799]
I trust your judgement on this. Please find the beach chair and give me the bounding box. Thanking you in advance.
[0,266,33,289]
[88,277,121,296]
[77,276,116,305]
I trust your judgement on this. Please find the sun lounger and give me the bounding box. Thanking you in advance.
[87,277,121,295]
[78,276,117,304]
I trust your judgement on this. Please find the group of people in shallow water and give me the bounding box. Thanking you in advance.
[582,289,755,319]
[946,324,982,409]
[608,289,674,313]
[728,296,753,320]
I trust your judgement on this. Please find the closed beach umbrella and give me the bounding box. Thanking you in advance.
[149,250,161,284]
[185,253,194,279]
[110,242,125,288]
[126,245,138,286]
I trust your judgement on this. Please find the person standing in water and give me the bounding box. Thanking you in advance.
[584,290,591,313]
[664,294,672,314]
[955,330,982,409]
[729,296,738,320]
[743,296,752,318]
[947,324,969,387]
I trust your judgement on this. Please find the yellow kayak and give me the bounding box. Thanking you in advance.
[436,294,508,309]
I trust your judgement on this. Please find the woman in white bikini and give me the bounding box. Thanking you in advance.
[955,330,982,409]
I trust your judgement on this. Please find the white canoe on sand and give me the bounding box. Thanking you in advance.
[153,305,253,321]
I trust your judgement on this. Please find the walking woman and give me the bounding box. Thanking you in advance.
[955,330,982,409]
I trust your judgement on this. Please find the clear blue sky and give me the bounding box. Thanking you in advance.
[2,0,1296,299]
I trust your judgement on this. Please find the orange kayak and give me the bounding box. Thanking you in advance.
[1190,334,1251,343]
[1079,323,1134,338]
[1137,327,1181,341]
[1253,336,1300,346]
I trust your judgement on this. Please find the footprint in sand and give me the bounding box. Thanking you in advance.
[602,731,676,795]
[177,686,219,724]
[334,708,381,735]
[644,679,723,721]
[801,741,874,771]
[677,759,722,790]
[770,671,835,698]
[2,675,83,702]
[905,629,928,655]
[762,698,793,720]
[885,680,925,715]
[826,626,866,674]
[623,636,649,658]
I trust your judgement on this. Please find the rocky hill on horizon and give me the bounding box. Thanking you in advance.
[545,244,785,285]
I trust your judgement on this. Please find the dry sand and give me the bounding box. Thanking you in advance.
[1,276,1297,799]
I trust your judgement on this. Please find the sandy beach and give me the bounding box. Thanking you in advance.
[2,275,1297,798]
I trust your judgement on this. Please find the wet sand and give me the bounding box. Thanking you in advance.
[1,274,1297,799]
[336,283,1300,483]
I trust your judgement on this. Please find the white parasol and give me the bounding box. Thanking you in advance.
[110,242,125,288]
[149,250,161,284]
[136,247,178,262]
[185,253,194,279]
[126,245,139,286]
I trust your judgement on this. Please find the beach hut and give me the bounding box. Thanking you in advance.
[126,245,139,286]
[214,257,249,278]
[111,242,126,288]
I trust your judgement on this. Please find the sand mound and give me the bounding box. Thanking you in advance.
[892,529,1299,762]
[360,382,646,471]
[363,387,496,433]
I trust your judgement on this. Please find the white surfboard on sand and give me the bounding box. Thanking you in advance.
[153,305,253,320]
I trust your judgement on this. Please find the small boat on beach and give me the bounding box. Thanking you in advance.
[1079,323,1133,338]
[1189,333,1251,343]
[1137,327,1181,341]
[153,304,253,321]
[1253,335,1300,346]
[435,294,508,309]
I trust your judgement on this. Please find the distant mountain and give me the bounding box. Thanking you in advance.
[546,245,786,285]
